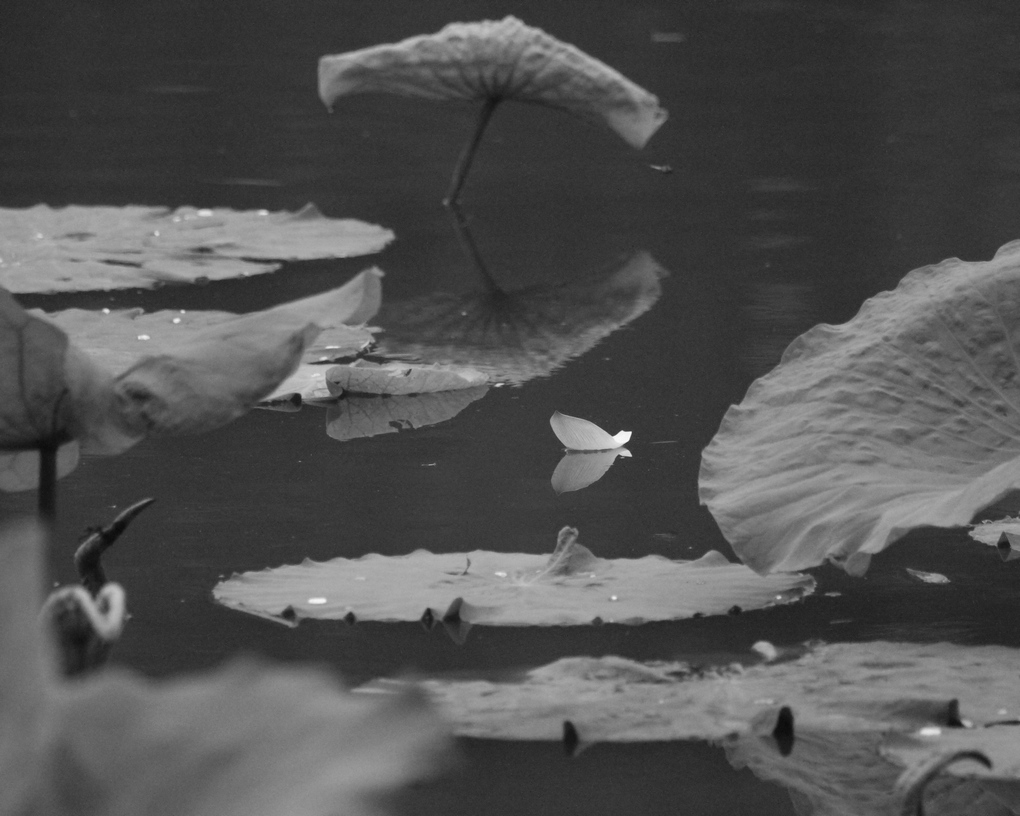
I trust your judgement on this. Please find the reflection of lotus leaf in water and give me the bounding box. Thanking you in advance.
[0,203,393,293]
[324,386,489,441]
[700,240,1020,576]
[550,448,631,494]
[413,641,1020,749]
[375,251,667,383]
[212,526,813,626]
[0,520,449,816]
[325,360,489,396]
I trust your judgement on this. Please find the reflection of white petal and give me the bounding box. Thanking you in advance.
[550,411,630,450]
[551,449,631,494]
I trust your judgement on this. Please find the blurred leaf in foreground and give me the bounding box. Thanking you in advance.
[700,240,1020,575]
[0,520,449,816]
[213,525,813,626]
[0,269,381,505]
[0,203,392,293]
[319,17,667,204]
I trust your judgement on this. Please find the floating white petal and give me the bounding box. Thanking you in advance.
[550,411,631,451]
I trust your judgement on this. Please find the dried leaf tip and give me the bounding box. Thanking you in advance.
[550,411,631,451]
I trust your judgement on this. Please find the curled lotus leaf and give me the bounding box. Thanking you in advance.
[410,641,1020,744]
[319,17,667,149]
[0,520,449,816]
[0,203,393,293]
[700,240,1020,575]
[213,526,813,627]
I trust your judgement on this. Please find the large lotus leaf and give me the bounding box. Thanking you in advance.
[377,251,666,384]
[410,641,1020,744]
[324,386,490,441]
[0,203,393,293]
[725,726,1010,816]
[1,520,449,816]
[319,17,666,149]
[325,360,488,396]
[700,240,1020,575]
[213,527,813,626]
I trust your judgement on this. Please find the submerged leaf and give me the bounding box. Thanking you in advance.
[416,641,1020,744]
[325,360,488,396]
[319,17,667,149]
[324,387,489,441]
[0,203,393,293]
[0,520,449,815]
[551,448,631,494]
[213,527,813,626]
[700,240,1020,575]
[550,411,631,451]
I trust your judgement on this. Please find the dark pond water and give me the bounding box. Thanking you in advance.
[4,1,1020,813]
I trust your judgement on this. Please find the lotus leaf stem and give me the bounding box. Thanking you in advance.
[444,96,500,209]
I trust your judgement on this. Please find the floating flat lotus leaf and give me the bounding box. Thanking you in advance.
[700,240,1020,575]
[0,203,393,293]
[549,411,631,451]
[969,517,1020,554]
[377,251,666,384]
[325,360,488,396]
[0,521,449,816]
[324,386,489,441]
[409,641,1020,744]
[319,17,667,149]
[213,526,813,626]
[551,448,631,494]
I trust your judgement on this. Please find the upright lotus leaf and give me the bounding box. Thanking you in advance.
[213,526,813,626]
[700,240,1020,575]
[550,410,631,450]
[324,386,489,441]
[319,17,667,204]
[377,251,667,383]
[324,360,488,397]
[1,520,449,815]
[550,448,631,494]
[0,203,393,293]
[414,641,1020,744]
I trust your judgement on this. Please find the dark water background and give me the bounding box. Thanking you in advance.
[4,1,1020,813]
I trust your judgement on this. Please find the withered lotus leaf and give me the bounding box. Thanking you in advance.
[700,240,1020,575]
[319,17,667,149]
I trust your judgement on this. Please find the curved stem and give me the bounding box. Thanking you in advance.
[444,97,500,208]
